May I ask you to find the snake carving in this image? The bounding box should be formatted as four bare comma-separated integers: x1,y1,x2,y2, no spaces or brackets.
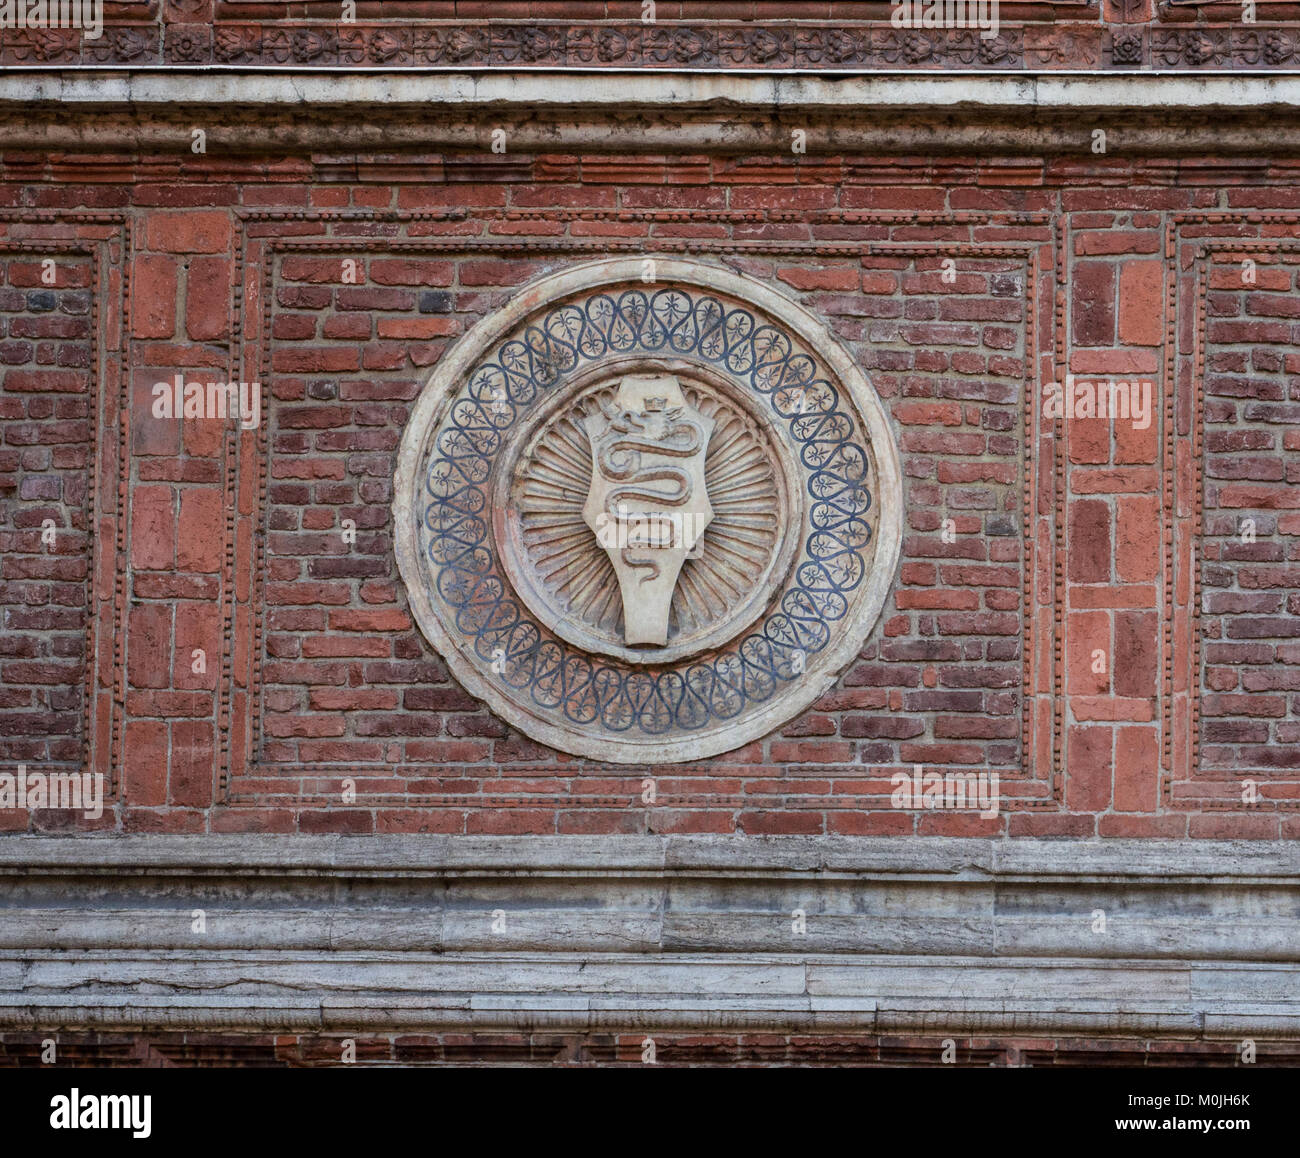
581,375,715,647
595,400,705,584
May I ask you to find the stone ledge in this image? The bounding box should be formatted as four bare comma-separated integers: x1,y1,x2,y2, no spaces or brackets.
5,72,1300,153
10,72,1300,112
0,834,1295,879
1,837,1298,1038
3,956,1298,1037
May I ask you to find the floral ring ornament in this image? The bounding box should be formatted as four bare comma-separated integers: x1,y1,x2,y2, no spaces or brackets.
394,258,903,763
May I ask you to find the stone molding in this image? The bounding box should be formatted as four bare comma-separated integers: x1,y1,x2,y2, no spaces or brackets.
7,73,1300,154
2,836,1298,1038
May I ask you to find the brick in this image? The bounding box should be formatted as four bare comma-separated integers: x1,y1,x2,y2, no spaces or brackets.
185,257,230,341
1070,697,1154,722
2,369,87,394
132,372,180,456
1076,230,1161,258
1066,610,1109,695
368,259,455,286
301,637,390,658
1115,495,1160,582
132,255,177,338
776,266,861,292
329,609,412,632
1201,694,1286,717
375,317,459,339
321,314,377,345
173,602,220,691
1066,726,1112,812
122,719,168,807
1072,261,1116,346
1114,403,1159,465
459,260,546,287
1067,415,1109,465
1113,610,1157,699
147,210,232,254
130,486,175,570
127,603,172,690
1117,260,1165,347
177,489,224,573
169,720,214,807
1068,500,1111,583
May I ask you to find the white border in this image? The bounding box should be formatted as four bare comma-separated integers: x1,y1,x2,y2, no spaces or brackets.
14,72,1300,111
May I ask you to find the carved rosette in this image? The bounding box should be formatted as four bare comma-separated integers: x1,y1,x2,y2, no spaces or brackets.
394,258,902,763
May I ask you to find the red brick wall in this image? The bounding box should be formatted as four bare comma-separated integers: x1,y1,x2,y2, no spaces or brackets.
2,164,1299,838
1201,254,1300,778
0,253,93,766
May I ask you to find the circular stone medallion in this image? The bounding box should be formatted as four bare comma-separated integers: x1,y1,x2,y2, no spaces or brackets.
394,258,902,763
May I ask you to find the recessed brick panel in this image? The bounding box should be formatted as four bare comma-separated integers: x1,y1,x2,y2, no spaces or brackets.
248,230,1032,802
0,254,94,767
1200,255,1300,775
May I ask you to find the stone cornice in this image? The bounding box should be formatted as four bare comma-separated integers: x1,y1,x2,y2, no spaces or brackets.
5,71,1300,154
1,834,1298,880
14,69,1300,109
1,836,1298,1036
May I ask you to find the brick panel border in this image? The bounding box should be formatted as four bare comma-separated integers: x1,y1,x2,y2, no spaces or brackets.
1167,215,1300,813
221,207,1056,814
0,216,129,805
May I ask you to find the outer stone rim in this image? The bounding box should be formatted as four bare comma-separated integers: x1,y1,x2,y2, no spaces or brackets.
394,256,904,764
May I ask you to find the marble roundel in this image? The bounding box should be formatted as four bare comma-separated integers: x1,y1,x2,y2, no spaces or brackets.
394,258,902,764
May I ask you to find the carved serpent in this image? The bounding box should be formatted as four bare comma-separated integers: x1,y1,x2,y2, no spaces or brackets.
596,406,705,584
